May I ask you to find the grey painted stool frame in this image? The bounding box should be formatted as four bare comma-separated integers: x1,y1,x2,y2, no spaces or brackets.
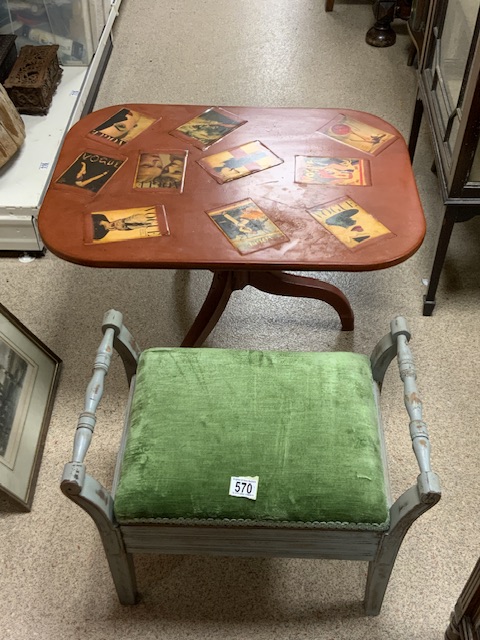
61,311,441,615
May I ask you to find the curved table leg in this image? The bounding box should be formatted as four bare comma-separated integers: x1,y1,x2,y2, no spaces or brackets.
247,271,354,331
182,270,354,347
181,271,236,347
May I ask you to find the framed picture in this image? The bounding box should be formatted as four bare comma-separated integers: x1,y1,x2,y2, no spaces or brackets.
0,304,61,511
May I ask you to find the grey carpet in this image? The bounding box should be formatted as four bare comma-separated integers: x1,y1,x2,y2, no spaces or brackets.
1,1,479,638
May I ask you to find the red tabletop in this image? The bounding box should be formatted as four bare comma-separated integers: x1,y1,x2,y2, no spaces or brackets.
38,104,425,271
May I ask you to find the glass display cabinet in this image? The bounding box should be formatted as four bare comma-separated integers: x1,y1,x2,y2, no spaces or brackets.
0,0,111,65
408,0,480,315
0,0,120,254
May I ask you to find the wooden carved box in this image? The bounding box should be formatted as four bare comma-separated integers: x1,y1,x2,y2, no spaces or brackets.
4,45,62,115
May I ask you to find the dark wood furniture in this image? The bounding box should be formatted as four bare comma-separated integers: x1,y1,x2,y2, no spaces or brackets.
366,1,413,48
408,0,480,315
445,558,480,640
406,0,432,65
325,0,415,48
38,104,426,345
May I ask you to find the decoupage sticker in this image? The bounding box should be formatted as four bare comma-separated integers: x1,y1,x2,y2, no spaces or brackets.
206,198,288,255
295,156,371,186
170,107,247,150
133,150,187,192
307,196,394,249
84,205,169,244
318,114,396,156
87,108,158,146
55,151,126,193
198,140,283,184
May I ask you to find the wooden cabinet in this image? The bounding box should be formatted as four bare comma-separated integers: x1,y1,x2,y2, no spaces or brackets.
406,0,432,65
366,1,412,47
445,557,480,640
408,0,480,314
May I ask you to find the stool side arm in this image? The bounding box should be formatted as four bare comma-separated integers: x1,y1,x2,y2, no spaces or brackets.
370,332,397,387
365,320,441,615
60,309,141,605
61,309,140,498
102,309,141,386
370,316,411,387
371,316,441,504
395,332,441,502
70,326,115,468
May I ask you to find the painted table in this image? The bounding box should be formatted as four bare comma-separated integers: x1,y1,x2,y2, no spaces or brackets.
38,104,425,346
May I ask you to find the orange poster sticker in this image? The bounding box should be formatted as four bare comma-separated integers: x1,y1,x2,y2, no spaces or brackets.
318,114,396,155
295,156,370,186
206,198,288,254
88,108,158,147
84,205,169,244
198,140,283,183
170,107,247,150
307,197,394,249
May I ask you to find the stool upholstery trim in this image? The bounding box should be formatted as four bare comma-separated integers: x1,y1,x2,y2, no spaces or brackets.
116,515,390,530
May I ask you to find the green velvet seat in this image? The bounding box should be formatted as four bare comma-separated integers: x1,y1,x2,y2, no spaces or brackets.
61,311,441,615
114,348,389,529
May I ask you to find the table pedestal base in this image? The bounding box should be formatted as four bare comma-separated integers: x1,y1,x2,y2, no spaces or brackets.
181,270,354,347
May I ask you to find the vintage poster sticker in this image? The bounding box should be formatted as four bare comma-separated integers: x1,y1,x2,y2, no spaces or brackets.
170,107,247,150
133,150,187,192
55,151,126,193
206,198,288,255
198,140,283,184
307,196,394,250
84,205,169,244
294,156,371,186
318,114,396,156
87,108,158,147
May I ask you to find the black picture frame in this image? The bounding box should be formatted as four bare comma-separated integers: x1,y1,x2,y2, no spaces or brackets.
0,303,61,511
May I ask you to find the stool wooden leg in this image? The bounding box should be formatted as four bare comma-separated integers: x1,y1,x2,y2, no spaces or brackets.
61,473,138,605
325,0,335,11
102,536,138,605
365,481,440,615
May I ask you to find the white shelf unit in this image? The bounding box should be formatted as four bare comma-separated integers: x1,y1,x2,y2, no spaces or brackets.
0,0,121,252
